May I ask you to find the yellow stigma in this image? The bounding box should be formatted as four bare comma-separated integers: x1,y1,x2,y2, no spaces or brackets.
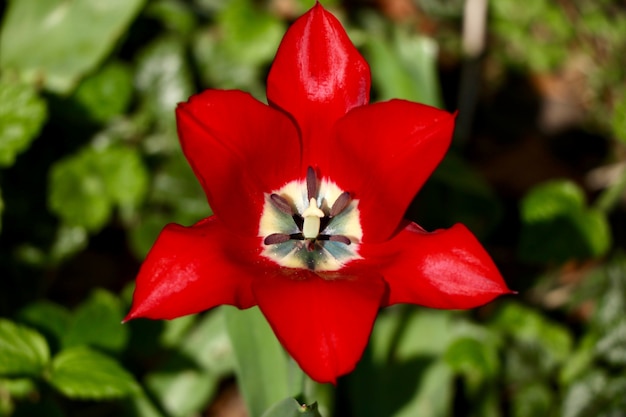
302,198,324,239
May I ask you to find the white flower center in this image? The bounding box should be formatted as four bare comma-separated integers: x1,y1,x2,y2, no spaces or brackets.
259,167,363,272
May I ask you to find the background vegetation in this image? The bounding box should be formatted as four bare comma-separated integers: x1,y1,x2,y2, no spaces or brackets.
1,0,626,416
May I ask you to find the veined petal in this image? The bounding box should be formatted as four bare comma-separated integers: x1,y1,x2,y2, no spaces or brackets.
177,90,301,237
329,100,455,242
361,222,511,308
252,270,386,384
267,3,370,168
125,217,260,321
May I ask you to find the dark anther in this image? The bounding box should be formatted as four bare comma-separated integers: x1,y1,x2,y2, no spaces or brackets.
289,232,305,240
329,235,351,245
270,193,293,215
330,192,351,217
306,166,317,200
264,233,291,245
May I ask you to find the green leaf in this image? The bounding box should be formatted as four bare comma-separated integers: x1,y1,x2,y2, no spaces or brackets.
193,0,284,98
17,301,72,346
144,311,232,417
0,0,145,93
48,149,111,230
261,398,322,417
135,36,194,142
145,0,198,36
179,310,234,375
0,319,50,377
145,369,218,417
490,303,573,380
62,289,128,352
48,347,140,399
223,306,295,417
364,23,442,107
73,61,134,123
48,144,148,231
519,180,611,263
348,309,455,417
444,337,499,384
0,77,47,167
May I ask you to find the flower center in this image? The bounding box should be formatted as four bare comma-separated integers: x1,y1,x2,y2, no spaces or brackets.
259,167,363,271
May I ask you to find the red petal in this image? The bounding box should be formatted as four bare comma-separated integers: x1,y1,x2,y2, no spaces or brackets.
329,100,455,242
252,270,386,384
125,217,260,321
361,222,511,308
176,90,301,237
267,3,370,168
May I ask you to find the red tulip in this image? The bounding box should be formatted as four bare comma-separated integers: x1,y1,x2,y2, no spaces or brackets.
126,3,511,384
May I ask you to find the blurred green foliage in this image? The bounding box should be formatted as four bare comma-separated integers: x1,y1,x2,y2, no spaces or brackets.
1,0,626,416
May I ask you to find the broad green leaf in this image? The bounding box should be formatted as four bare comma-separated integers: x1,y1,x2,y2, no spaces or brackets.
0,0,145,93
179,310,234,375
145,0,198,36
145,369,218,417
135,36,194,140
395,309,456,358
0,319,50,377
48,144,148,231
367,29,442,107
519,180,611,263
0,78,47,167
48,149,111,230
73,61,134,123
62,289,128,352
97,146,149,209
348,308,455,417
444,337,499,384
17,301,72,346
261,398,322,417
48,224,89,263
223,306,294,417
491,303,572,381
48,347,140,399
193,0,284,98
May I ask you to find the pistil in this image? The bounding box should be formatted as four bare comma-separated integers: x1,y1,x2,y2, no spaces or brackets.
301,197,324,239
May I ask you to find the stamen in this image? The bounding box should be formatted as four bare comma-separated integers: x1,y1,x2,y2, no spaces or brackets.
328,235,351,245
306,167,317,201
264,233,291,245
330,191,351,217
269,193,293,215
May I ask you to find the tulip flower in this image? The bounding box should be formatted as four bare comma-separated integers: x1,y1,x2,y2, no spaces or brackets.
126,3,511,384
